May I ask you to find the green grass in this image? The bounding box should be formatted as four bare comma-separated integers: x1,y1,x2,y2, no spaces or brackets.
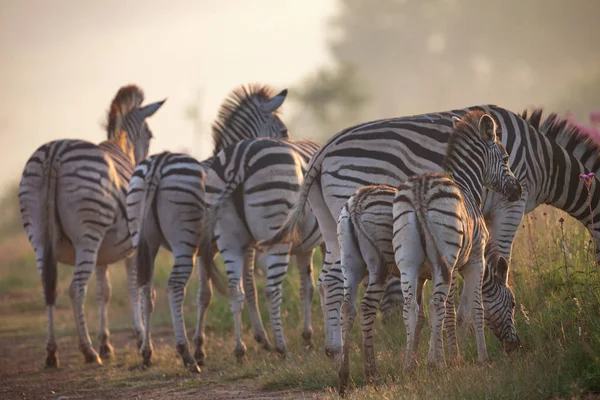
1,206,599,399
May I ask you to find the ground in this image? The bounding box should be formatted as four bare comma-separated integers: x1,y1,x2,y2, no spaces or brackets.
1,206,600,399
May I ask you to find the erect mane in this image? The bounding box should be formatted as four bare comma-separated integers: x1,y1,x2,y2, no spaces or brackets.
211,84,282,155
520,108,600,164
106,84,145,138
444,110,491,167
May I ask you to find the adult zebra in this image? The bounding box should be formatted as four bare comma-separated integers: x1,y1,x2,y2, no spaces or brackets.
378,108,600,322
126,85,289,371
258,105,600,358
199,137,322,361
338,111,521,393
19,85,165,367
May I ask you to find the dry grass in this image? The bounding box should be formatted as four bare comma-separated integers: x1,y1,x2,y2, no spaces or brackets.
0,206,599,399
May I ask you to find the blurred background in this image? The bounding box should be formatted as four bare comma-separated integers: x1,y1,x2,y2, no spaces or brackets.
1,0,599,227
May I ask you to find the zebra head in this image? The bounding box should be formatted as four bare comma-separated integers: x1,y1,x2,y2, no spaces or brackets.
258,88,289,138
107,85,166,165
482,246,520,352
453,113,522,202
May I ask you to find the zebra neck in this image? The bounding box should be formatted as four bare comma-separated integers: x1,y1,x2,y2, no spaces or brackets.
444,158,484,209
100,133,136,166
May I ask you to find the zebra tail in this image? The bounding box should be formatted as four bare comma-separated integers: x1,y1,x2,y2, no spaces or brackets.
130,162,161,287
414,203,452,285
42,157,59,306
255,144,325,250
348,197,388,286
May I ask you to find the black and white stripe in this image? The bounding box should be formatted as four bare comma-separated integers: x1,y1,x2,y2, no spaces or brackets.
19,85,164,367
258,104,600,358
199,138,321,361
338,111,521,392
126,84,288,371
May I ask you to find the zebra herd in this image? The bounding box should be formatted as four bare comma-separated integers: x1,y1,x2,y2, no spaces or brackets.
18,83,600,394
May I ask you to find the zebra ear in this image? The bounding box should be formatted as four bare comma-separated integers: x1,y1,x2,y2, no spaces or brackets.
479,114,498,141
452,116,462,129
494,255,509,285
261,89,288,113
139,99,167,119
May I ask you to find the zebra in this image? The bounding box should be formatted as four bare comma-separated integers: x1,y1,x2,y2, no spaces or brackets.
337,112,521,393
257,104,600,359
19,85,165,367
379,107,600,322
199,137,322,361
126,84,289,372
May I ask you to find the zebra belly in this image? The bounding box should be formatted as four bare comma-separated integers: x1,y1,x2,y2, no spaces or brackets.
56,225,133,266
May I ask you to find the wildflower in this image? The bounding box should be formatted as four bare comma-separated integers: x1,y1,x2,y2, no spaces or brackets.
579,172,596,189
559,217,565,224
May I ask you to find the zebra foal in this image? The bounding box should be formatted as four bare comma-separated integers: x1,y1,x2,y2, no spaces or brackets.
337,111,521,393
127,85,289,371
19,85,165,367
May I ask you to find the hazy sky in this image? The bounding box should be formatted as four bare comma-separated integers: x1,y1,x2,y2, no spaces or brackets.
0,0,337,189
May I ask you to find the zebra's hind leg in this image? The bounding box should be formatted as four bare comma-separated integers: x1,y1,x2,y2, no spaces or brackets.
412,277,427,353
295,249,316,348
224,250,248,362
263,244,291,356
96,264,114,360
35,246,59,368
360,276,385,380
69,245,102,365
338,265,361,395
463,255,489,364
167,247,199,373
125,257,144,349
444,269,462,364
242,248,271,351
402,271,420,372
427,272,449,368
193,253,213,367
137,233,160,368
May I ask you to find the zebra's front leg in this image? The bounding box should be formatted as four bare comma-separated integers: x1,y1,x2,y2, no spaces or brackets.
167,248,199,373
125,257,144,349
96,264,114,360
380,275,403,323
263,245,291,356
413,277,427,353
243,248,271,351
193,253,213,367
69,246,102,365
444,269,461,363
295,249,316,348
463,255,489,364
338,267,361,395
320,258,344,360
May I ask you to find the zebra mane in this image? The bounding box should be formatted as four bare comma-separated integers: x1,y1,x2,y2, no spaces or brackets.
444,110,493,166
211,84,282,155
106,84,145,138
520,108,600,161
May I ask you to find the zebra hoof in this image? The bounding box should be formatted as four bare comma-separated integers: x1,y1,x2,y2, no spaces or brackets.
99,343,114,360
276,346,287,358
141,347,153,367
301,330,313,347
83,350,102,365
234,345,247,363
45,353,59,368
254,334,272,351
194,348,206,367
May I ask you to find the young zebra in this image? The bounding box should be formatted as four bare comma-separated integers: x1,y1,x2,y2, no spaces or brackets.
393,112,521,371
199,138,322,361
126,85,288,371
258,104,600,359
19,85,165,367
337,112,521,393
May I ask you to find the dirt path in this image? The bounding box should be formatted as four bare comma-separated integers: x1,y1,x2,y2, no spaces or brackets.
0,329,321,400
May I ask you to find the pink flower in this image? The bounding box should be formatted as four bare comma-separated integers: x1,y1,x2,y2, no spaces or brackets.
580,172,596,189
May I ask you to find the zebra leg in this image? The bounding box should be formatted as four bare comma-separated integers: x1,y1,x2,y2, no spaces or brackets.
413,277,427,353
380,275,403,323
137,233,160,367
34,246,59,368
444,269,461,363
463,256,489,363
427,273,449,368
69,246,102,364
167,248,199,373
243,248,271,351
224,250,247,362
360,275,385,380
321,258,344,360
295,249,315,347
125,257,144,349
96,264,114,360
402,271,419,372
338,265,361,395
263,244,291,355
193,254,213,367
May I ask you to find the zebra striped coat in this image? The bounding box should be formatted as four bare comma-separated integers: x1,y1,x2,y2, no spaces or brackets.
259,104,600,358
126,85,289,371
337,112,521,393
19,85,164,367
199,138,322,361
